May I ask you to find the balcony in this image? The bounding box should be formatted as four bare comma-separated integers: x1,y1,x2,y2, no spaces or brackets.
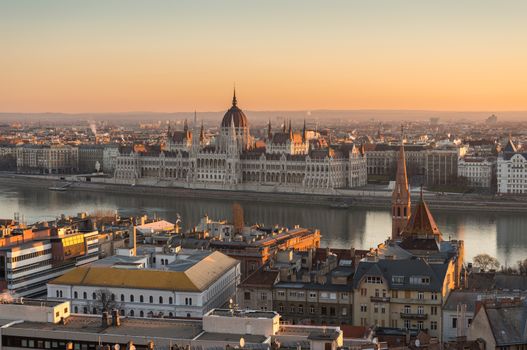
370,296,390,303
400,312,428,320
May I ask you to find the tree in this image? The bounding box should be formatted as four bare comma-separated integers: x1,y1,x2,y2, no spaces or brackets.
473,254,500,272
90,288,121,314
518,259,527,276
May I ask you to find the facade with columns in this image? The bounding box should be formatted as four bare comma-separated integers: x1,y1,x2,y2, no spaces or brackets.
114,92,367,193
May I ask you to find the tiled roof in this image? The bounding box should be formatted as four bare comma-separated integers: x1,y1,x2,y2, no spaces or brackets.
50,251,238,292
352,257,449,292
484,299,527,346
402,199,442,238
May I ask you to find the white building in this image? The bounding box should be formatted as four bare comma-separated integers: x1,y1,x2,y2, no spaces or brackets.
47,249,241,318
113,91,367,193
458,157,495,189
497,139,527,194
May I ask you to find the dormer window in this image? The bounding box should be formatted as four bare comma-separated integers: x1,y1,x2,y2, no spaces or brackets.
392,276,404,284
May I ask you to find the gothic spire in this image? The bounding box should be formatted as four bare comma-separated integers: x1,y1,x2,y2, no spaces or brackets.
302,119,307,142
268,119,272,140
288,120,293,140
391,124,412,240
232,87,237,107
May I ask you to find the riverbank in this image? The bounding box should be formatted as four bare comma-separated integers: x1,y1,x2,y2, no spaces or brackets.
1,174,527,212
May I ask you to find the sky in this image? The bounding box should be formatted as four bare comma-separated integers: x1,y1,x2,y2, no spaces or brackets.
1,0,527,113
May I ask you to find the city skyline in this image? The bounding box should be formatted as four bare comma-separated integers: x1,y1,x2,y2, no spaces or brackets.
2,0,527,114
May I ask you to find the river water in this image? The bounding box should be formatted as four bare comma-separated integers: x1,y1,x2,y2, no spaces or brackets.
0,183,525,267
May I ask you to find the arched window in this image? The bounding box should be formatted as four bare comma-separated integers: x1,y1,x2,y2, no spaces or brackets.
403,207,407,217
169,297,173,304
129,310,134,316
92,292,96,300
397,207,401,217
74,291,78,298
140,295,144,303
83,292,87,299
120,309,125,316
187,313,191,318
60,291,63,298
159,296,163,304
149,296,153,303
121,294,125,302
189,298,192,306
130,295,134,302
169,312,173,317
74,306,78,313
111,294,115,301
56,290,60,297
93,308,97,314
140,310,144,317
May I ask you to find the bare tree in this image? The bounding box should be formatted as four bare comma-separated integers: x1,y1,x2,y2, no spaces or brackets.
90,289,121,314
518,259,527,276
473,254,500,272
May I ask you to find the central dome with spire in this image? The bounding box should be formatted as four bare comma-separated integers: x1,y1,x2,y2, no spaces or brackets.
221,89,249,128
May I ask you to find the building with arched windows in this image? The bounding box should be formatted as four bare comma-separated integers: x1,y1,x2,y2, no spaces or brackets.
113,90,367,193
47,250,240,319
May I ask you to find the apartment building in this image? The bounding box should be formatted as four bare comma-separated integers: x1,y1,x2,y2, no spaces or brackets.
16,145,78,174
458,157,495,189
0,224,98,297
497,139,527,194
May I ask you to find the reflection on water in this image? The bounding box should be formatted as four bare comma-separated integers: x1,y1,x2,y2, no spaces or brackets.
0,184,525,265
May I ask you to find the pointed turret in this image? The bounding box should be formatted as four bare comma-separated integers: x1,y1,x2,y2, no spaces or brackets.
302,119,307,142
288,120,293,140
267,119,273,140
391,125,412,240
200,120,205,142
402,189,442,239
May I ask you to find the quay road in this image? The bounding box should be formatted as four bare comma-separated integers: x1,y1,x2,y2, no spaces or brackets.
1,173,526,213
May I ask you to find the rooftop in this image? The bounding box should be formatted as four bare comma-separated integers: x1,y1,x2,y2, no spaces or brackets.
50,250,239,292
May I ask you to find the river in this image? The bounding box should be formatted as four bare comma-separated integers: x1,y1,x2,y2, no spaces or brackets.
0,183,525,267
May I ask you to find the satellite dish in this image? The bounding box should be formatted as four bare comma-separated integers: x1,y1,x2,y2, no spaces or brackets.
239,338,245,348
415,339,420,348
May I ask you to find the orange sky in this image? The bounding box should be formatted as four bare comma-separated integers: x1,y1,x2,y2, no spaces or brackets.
1,0,527,113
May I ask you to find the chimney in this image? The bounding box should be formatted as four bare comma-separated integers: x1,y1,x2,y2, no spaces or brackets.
102,311,110,327
130,226,137,256
111,309,121,327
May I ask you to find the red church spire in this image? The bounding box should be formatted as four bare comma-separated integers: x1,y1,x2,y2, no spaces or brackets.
391,125,412,240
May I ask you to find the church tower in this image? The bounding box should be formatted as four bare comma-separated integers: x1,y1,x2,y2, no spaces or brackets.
391,126,411,240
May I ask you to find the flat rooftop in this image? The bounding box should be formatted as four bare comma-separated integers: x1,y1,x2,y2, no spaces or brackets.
0,298,66,308
195,332,268,343
208,309,278,319
5,315,203,340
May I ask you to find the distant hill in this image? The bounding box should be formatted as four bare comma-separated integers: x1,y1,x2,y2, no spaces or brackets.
0,110,525,124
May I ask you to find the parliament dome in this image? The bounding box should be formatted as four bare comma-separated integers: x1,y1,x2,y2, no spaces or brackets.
221,90,248,128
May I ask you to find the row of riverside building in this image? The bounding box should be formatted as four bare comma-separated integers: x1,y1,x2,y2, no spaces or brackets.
3,91,526,194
